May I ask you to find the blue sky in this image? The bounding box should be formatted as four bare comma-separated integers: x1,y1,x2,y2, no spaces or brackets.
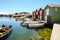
0,0,60,14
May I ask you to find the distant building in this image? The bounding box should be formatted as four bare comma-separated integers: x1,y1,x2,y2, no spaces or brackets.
32,8,44,21
44,4,60,23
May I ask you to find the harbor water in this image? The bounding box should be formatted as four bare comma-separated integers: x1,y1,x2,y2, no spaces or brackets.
0,17,41,40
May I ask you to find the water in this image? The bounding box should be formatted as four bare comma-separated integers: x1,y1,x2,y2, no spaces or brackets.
0,17,39,40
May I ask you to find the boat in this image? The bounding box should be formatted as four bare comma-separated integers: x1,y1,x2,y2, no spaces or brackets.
28,23,45,28
0,25,12,39
21,21,40,26
21,22,28,27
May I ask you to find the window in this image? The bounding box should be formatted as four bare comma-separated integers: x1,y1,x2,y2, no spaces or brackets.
46,8,49,15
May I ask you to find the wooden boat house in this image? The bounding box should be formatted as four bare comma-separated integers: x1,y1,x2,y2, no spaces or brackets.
32,8,44,21
44,4,60,23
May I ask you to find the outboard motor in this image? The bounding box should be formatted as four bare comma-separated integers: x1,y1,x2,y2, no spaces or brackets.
9,25,12,28
2,25,5,27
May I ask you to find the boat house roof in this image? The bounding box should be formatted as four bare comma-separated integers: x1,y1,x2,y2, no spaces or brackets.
47,4,60,7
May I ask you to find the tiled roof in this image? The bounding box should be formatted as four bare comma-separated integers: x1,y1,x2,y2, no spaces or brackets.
47,4,60,7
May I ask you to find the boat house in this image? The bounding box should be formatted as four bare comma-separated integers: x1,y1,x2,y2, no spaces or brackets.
44,4,60,23
32,8,44,21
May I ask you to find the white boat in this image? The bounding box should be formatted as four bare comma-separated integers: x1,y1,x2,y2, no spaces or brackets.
28,23,44,27
0,25,12,39
21,22,28,26
21,21,39,26
21,20,46,27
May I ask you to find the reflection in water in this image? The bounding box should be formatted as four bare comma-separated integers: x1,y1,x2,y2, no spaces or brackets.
0,17,41,40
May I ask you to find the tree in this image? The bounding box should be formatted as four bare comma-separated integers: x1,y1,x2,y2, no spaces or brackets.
15,13,18,15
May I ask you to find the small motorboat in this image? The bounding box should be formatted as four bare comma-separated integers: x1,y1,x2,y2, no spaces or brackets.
0,25,12,39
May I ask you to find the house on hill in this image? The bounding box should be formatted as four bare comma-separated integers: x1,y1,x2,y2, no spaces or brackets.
44,4,60,23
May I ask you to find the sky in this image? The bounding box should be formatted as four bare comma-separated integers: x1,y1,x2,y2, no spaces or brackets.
0,0,60,14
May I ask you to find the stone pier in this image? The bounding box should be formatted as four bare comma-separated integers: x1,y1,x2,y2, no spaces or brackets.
50,23,60,40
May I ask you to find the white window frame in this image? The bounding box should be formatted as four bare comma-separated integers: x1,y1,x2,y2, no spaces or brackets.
46,8,49,15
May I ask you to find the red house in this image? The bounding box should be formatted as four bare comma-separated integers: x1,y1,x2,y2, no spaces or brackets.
32,8,44,21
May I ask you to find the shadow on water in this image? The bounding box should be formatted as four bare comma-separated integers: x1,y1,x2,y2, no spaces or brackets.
27,26,45,30
0,30,13,40
44,23,53,29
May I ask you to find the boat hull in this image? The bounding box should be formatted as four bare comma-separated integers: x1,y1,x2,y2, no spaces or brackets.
28,23,44,28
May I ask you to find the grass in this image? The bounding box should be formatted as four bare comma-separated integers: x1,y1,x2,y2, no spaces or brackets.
36,27,52,40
